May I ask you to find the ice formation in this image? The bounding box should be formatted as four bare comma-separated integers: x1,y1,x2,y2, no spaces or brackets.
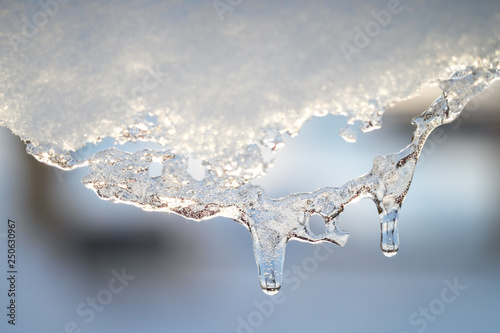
0,0,499,293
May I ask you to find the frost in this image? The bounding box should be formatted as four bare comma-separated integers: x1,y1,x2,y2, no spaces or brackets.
0,0,499,294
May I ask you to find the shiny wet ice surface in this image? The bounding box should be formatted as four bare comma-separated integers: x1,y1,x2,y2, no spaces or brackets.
0,97,499,332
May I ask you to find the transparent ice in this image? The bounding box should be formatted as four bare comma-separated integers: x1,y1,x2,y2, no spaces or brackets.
0,0,499,294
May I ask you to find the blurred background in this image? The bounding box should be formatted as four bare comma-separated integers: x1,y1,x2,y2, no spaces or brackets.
0,83,499,333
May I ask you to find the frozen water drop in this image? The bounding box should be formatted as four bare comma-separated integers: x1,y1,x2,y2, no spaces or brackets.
262,287,280,296
380,209,400,257
339,126,357,143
